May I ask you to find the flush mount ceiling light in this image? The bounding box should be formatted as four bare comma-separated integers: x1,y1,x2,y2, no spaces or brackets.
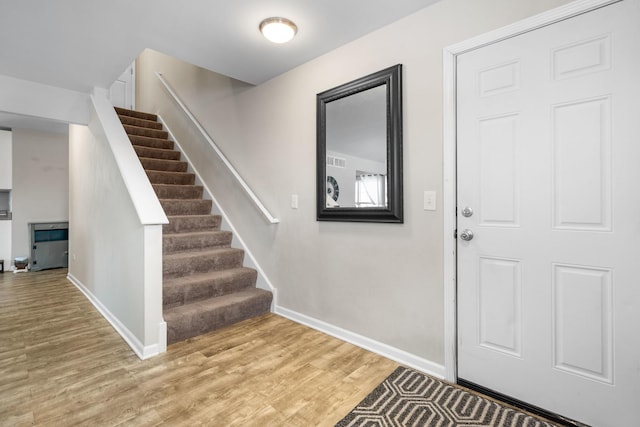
259,17,297,44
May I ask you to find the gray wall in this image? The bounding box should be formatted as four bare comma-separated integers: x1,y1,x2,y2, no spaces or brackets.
11,128,69,263
137,0,571,368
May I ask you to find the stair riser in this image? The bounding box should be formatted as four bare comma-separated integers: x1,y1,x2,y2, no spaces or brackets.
161,200,212,216
163,250,244,278
119,115,163,130
140,158,188,173
129,135,174,150
163,269,258,308
123,124,168,140
146,171,195,185
115,107,158,122
166,291,272,344
134,146,181,161
153,185,203,200
163,216,221,233
163,231,232,255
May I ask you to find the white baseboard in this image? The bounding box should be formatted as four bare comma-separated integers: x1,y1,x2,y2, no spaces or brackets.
275,305,445,379
67,273,165,360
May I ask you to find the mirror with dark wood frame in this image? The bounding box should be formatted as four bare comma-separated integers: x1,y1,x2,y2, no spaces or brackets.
316,64,403,223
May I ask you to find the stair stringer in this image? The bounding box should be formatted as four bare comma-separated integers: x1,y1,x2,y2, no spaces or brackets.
158,116,277,309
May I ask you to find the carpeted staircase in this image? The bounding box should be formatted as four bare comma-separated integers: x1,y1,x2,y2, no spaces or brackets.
115,107,273,344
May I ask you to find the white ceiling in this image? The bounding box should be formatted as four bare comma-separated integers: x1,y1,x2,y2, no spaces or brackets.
0,112,69,134
0,0,440,93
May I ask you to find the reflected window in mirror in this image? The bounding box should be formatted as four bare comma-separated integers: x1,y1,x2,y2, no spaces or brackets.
317,64,403,222
355,173,386,208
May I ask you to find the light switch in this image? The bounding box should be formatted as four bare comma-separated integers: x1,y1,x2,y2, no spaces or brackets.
424,191,436,211
291,194,299,209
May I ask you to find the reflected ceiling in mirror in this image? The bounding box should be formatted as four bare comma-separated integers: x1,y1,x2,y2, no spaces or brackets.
317,64,403,223
326,85,387,165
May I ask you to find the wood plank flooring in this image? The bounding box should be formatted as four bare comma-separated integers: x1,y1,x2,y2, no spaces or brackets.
0,269,398,426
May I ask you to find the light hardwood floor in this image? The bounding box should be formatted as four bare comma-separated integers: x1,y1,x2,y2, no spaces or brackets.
0,269,398,426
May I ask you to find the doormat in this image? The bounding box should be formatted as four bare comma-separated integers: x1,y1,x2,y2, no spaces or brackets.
335,366,558,426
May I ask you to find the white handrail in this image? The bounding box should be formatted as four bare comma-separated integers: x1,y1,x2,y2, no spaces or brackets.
155,72,279,224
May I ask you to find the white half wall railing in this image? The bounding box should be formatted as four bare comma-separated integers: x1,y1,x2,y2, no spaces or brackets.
155,72,279,224
91,90,169,226
68,88,168,360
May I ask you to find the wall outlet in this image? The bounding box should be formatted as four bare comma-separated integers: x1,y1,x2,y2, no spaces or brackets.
291,194,299,209
424,191,436,211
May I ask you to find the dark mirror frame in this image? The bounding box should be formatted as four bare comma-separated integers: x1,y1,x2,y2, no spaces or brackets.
316,64,403,223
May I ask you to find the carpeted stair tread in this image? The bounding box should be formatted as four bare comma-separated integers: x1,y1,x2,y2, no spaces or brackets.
163,267,258,308
160,199,212,216
134,145,181,161
164,215,221,234
118,114,164,130
146,170,195,185
163,247,245,278
139,157,188,173
118,108,273,344
164,288,273,344
163,230,233,254
128,135,174,150
123,124,168,140
115,107,158,122
153,183,203,200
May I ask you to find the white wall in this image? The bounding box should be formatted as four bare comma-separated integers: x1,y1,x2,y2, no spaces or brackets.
0,130,11,189
0,130,12,269
11,128,69,263
137,0,572,370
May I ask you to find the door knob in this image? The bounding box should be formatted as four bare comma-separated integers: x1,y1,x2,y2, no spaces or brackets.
460,229,474,241
461,206,473,217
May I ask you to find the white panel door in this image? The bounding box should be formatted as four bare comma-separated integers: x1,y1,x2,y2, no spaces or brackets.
109,63,134,109
457,1,640,426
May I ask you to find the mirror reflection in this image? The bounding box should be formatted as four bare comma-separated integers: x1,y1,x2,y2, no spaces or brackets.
325,85,387,208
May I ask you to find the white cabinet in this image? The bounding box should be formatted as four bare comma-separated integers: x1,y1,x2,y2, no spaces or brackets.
0,220,11,268
0,130,11,189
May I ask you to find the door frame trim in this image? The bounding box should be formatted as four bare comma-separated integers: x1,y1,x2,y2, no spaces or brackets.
441,0,622,383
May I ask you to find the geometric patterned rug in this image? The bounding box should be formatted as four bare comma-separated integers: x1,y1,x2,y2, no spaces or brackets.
335,367,559,427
